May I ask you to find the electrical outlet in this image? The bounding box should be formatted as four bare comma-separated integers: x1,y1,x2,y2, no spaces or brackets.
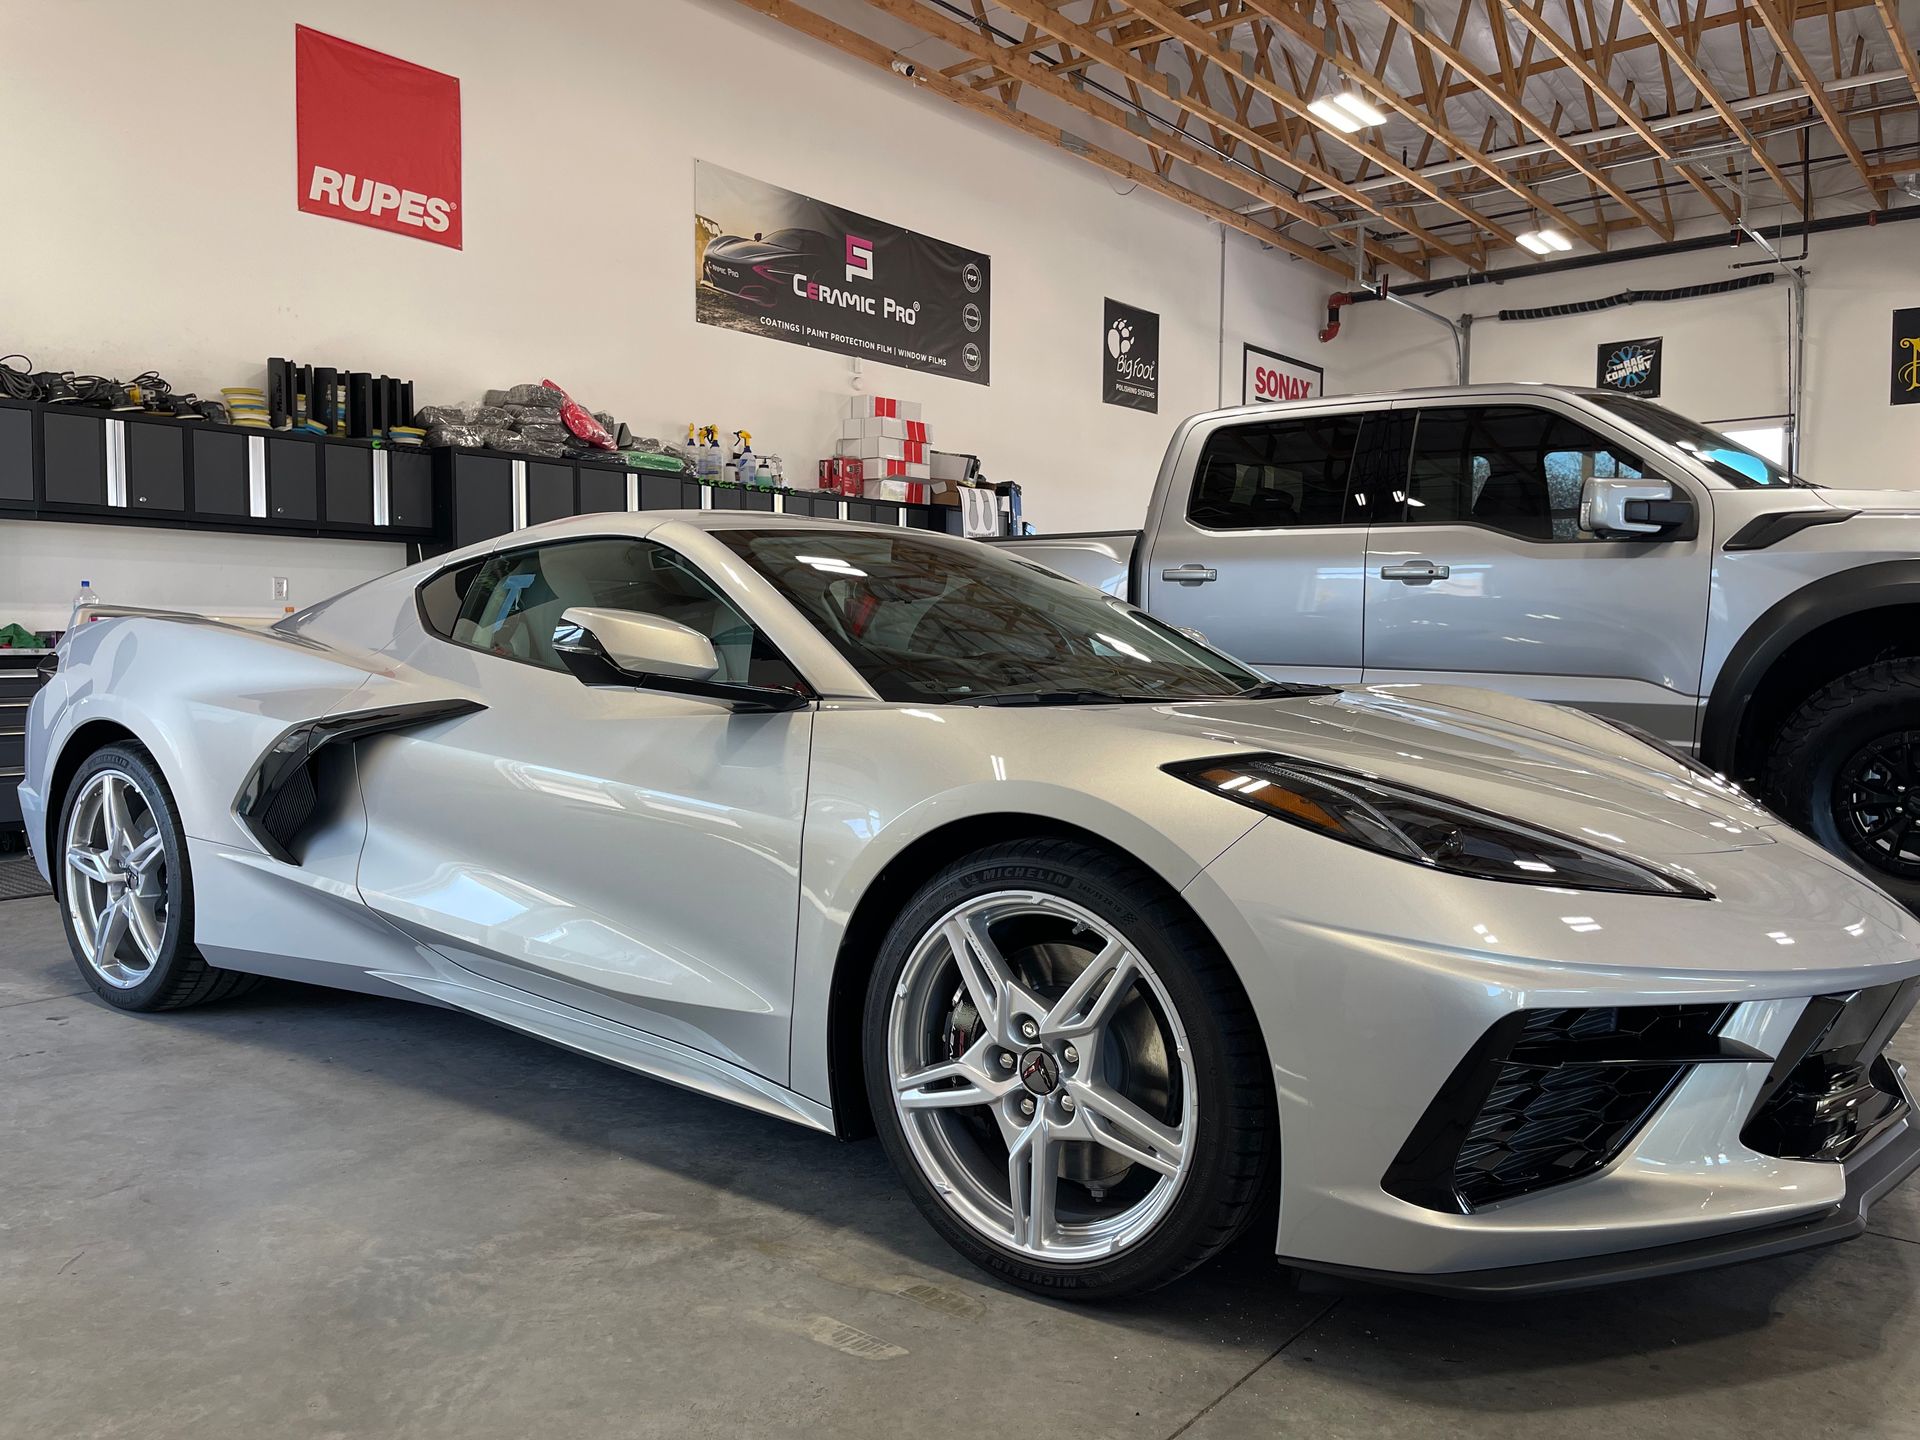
272,577,289,601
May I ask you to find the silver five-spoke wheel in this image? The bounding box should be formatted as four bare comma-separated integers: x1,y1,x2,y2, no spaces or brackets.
887,890,1196,1263
64,769,170,989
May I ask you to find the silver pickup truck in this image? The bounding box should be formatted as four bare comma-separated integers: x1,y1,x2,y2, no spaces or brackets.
998,383,1920,904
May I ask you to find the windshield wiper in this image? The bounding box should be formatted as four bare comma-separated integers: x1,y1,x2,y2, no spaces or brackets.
1235,680,1342,699
949,689,1157,707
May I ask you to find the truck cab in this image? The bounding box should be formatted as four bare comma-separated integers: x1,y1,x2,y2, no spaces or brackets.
1000,384,1920,906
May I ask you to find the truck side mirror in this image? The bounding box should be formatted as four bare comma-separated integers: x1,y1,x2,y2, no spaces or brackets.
1581,476,1694,539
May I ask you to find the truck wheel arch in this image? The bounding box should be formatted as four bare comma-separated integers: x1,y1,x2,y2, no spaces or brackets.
1703,561,1920,779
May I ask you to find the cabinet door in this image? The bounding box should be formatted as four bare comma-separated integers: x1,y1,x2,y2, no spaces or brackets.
193,430,250,517
525,461,575,525
451,455,514,549
126,422,187,512
322,446,375,527
0,406,32,504
785,492,840,519
43,411,107,507
266,437,318,521
637,473,683,512
578,466,627,515
389,450,433,531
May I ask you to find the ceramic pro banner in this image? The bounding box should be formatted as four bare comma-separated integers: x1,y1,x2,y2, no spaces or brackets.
695,162,991,385
295,27,462,249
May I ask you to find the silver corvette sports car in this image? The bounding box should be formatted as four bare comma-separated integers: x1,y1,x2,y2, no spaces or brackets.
22,512,1920,1298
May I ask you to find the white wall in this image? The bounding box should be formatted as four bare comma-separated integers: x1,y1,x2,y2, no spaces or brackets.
0,523,406,634
1320,221,1920,485
0,0,1331,629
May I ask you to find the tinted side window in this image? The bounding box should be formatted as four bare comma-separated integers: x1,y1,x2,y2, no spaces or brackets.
1392,406,1646,541
1187,412,1366,530
424,538,804,689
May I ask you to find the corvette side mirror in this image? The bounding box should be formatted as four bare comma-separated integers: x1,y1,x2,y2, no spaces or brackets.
1580,476,1694,539
556,606,718,681
553,607,809,713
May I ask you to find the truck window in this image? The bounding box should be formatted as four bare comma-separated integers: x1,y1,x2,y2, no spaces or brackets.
1186,412,1367,531
1390,406,1646,541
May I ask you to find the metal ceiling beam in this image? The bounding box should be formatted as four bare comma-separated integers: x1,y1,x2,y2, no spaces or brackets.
1749,0,1886,202
1618,0,1808,208
1235,0,1609,250
1119,0,1538,255
1493,0,1738,219
1874,0,1920,104
977,0,1458,269
725,0,1356,276
1367,0,1677,237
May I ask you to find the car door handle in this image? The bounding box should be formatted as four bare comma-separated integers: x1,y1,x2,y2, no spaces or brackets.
1162,565,1218,585
1379,561,1450,584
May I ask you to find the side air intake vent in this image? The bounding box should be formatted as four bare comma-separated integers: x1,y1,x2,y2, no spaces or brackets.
1385,1004,1747,1213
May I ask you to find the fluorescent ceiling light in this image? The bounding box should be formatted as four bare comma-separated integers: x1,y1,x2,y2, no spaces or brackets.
1307,96,1364,133
1331,91,1388,127
1516,227,1573,255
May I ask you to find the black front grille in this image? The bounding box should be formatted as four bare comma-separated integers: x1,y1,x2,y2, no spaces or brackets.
1386,1004,1736,1213
1743,981,1917,1162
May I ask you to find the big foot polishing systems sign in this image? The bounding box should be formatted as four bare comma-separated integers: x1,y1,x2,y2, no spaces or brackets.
295,26,462,249
695,162,991,385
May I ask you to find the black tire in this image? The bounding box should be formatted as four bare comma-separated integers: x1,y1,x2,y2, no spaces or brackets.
55,742,261,1011
862,837,1276,1299
1766,658,1920,909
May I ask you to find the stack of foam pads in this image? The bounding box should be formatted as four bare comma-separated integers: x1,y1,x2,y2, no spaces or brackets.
222,387,269,429
265,359,417,441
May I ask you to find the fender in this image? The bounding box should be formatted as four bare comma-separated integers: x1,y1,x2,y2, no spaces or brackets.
1702,561,1920,769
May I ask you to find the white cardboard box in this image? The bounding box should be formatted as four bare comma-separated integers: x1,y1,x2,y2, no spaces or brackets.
837,436,931,463
839,415,930,442
846,395,924,422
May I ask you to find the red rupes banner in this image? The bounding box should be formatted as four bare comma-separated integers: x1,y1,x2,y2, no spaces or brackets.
295,26,462,249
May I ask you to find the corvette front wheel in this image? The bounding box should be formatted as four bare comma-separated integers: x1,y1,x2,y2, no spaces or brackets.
864,838,1275,1298
57,743,259,1011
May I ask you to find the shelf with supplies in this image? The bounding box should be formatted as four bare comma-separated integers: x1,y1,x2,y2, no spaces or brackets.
0,395,437,542
0,396,969,552
0,651,51,833
428,448,964,556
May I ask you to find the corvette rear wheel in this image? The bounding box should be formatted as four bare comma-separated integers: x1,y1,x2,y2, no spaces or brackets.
864,838,1274,1298
58,744,259,1011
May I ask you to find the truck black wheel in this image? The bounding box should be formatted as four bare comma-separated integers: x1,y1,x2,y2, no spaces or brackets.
1767,658,1920,909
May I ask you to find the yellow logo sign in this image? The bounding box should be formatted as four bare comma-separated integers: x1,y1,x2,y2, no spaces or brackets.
1902,336,1920,395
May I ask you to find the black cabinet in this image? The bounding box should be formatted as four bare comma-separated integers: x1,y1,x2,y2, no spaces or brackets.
192,430,251,518
42,410,107,507
711,487,776,512
125,420,187,512
525,461,574,525
785,492,840,519
448,454,514,550
389,450,433,531
321,446,375,527
578,466,627,515
636,473,689,512
266,438,318,521
0,405,32,505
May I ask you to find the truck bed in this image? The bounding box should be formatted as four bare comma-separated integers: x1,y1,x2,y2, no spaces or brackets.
988,530,1142,601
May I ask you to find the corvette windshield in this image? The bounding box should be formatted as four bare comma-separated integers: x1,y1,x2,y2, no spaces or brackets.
717,529,1261,703
1589,394,1811,488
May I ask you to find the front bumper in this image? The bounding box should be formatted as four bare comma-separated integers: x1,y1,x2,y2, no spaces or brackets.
1184,815,1920,1293
1287,1109,1920,1297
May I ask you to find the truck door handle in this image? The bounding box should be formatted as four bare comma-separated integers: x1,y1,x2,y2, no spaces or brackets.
1379,561,1450,584
1162,565,1218,585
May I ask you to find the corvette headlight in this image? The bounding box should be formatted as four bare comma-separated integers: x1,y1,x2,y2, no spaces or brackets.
1168,754,1710,899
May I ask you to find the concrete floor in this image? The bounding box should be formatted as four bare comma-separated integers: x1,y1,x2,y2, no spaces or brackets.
4,892,1920,1440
